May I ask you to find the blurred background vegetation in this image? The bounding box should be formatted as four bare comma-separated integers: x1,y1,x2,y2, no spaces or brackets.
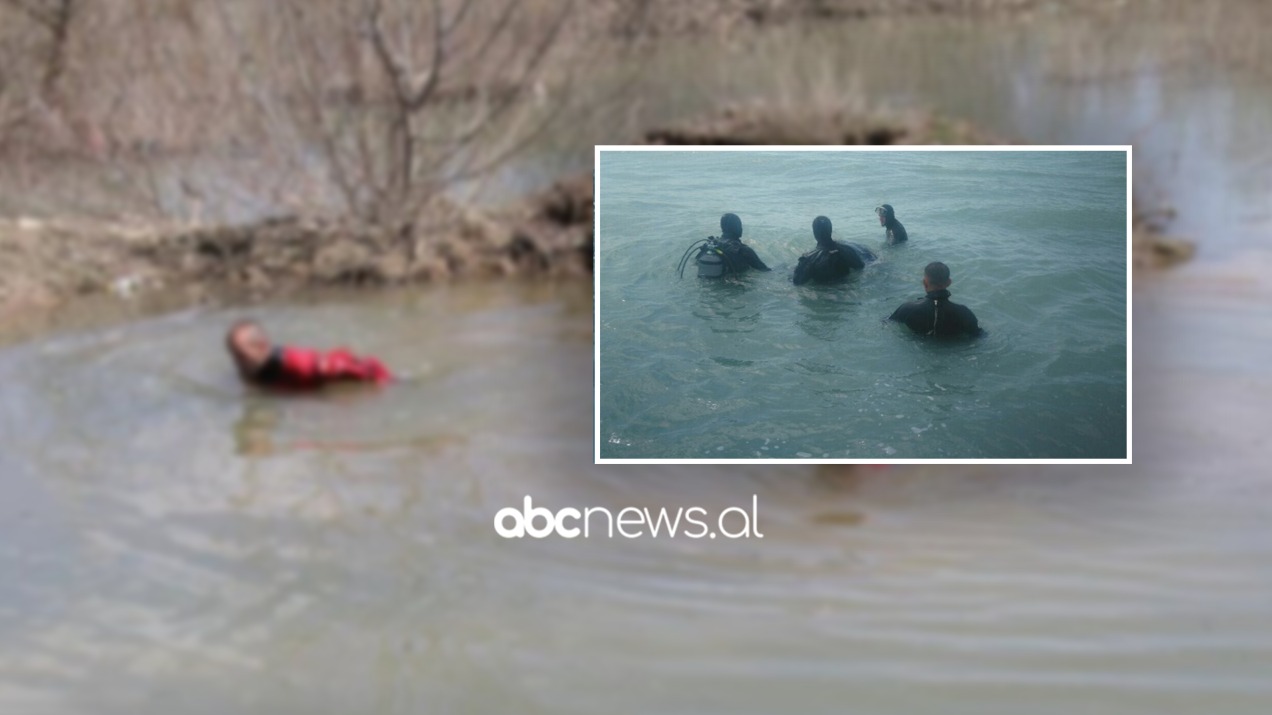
0,0,1265,227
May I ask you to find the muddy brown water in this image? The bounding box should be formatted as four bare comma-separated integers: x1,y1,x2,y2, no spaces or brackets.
3,11,1272,715
2,274,1271,714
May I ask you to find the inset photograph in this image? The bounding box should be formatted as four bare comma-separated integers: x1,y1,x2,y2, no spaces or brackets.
595,147,1129,463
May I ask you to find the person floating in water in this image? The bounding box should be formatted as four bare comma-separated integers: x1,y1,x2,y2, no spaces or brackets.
226,319,392,388
888,261,982,337
677,213,771,278
792,215,877,285
876,204,908,245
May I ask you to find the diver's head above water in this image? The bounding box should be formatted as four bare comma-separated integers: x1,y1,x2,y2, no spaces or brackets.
226,319,273,379
876,204,896,226
923,261,952,292
812,215,835,248
719,212,743,240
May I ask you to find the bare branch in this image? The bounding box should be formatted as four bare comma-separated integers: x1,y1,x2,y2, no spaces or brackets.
403,0,445,111
366,0,410,109
443,0,476,37
224,0,587,223
444,88,569,189
426,0,574,177
280,0,362,216
446,0,519,83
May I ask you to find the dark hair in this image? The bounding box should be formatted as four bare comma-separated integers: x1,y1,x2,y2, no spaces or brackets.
720,213,743,239
812,215,833,244
924,262,951,286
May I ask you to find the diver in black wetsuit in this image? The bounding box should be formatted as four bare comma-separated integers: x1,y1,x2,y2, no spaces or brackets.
876,204,908,245
888,261,982,338
679,213,771,278
792,215,877,286
714,213,771,274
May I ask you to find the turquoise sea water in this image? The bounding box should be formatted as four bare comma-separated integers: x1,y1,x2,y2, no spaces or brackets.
598,150,1127,459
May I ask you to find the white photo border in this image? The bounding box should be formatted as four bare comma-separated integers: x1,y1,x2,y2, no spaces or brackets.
593,144,1133,466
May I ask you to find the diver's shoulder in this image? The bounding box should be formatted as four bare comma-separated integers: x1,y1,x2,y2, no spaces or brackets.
891,295,926,315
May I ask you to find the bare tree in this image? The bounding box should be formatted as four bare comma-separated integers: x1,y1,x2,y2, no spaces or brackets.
269,0,577,225
0,0,613,223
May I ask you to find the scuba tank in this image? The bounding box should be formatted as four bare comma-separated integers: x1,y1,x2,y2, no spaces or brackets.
696,245,726,277
677,236,731,279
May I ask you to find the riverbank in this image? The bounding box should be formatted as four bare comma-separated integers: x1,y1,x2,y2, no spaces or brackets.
4,0,1222,337
0,101,1186,336
588,0,1203,39
0,174,593,320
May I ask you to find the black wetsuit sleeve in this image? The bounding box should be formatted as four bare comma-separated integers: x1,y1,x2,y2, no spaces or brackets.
739,245,771,271
891,221,908,243
958,306,983,336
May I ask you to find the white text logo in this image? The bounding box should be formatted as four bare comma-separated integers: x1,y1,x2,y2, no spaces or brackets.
493,495,764,540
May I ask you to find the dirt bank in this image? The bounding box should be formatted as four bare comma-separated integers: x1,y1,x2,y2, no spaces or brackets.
0,104,982,321
1,102,1187,327
643,104,1005,146
0,184,593,323
596,0,1146,39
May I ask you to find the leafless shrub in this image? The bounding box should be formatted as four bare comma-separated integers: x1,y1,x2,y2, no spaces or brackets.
1,0,593,224
230,0,578,225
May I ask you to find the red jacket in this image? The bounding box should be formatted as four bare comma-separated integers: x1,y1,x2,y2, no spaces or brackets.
258,346,392,388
